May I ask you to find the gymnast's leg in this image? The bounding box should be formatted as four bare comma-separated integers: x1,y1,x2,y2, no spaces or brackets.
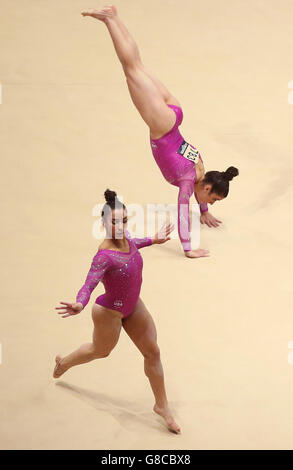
122,297,181,434
82,5,179,139
53,304,122,378
109,9,181,107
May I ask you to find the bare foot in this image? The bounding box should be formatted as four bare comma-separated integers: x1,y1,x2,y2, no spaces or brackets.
81,5,117,21
153,404,181,434
53,355,67,379
185,249,210,259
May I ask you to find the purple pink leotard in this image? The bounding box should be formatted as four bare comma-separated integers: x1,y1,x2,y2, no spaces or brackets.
150,104,208,252
76,230,152,318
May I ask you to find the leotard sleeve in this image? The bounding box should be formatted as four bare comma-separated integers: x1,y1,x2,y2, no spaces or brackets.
76,252,110,309
199,202,208,213
132,237,153,249
125,229,152,249
178,180,194,252
197,154,208,213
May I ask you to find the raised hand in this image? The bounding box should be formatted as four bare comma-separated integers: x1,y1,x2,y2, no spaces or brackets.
200,211,222,228
55,301,83,318
153,222,175,245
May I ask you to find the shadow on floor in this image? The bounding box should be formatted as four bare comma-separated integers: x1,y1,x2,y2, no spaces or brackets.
55,381,179,435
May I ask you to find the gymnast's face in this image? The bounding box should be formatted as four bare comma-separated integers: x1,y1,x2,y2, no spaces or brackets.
104,208,128,239
207,191,225,205
200,184,225,204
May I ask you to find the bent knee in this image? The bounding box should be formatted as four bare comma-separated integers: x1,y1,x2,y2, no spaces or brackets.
143,344,161,360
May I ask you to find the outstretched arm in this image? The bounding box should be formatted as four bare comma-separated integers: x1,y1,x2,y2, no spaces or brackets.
178,180,195,252
55,252,110,318
125,229,153,249
178,181,210,258
126,224,174,249
75,253,110,309
131,236,153,249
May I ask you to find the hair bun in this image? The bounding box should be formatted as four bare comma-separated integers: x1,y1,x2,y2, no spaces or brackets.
104,188,117,203
223,166,239,182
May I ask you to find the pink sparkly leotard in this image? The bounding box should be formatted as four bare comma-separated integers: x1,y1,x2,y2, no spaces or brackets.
150,104,208,252
76,230,152,318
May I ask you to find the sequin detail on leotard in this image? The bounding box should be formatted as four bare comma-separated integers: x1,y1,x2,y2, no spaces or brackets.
150,104,208,252
76,231,152,318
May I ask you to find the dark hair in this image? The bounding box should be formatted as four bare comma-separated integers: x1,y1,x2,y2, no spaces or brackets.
202,166,239,197
101,189,126,220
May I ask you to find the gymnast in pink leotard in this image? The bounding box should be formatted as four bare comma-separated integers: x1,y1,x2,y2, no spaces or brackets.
76,227,153,318
54,189,181,434
81,6,239,257
150,104,210,252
